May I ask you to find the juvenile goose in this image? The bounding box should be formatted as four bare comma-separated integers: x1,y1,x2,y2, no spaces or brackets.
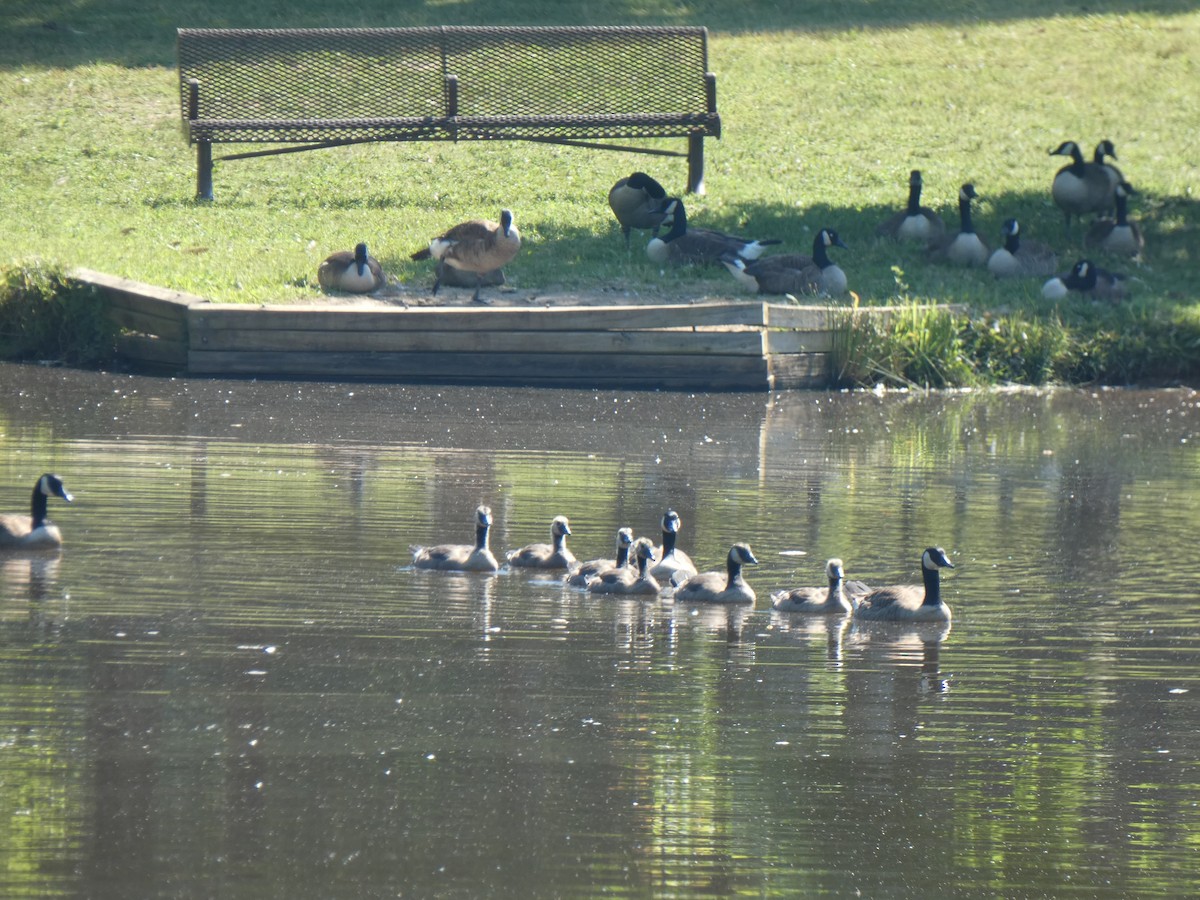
1041,259,1129,302
1084,181,1144,259
987,218,1058,278
723,228,849,297
317,242,386,294
771,557,855,615
928,184,989,267
852,547,955,623
410,505,500,573
875,169,946,243
587,537,662,596
647,198,781,267
1050,141,1116,233
567,526,634,588
608,172,671,246
671,543,758,605
411,209,520,303
507,515,576,570
0,474,73,550
649,509,697,582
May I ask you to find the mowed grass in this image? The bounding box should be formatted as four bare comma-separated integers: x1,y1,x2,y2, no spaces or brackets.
0,2,1197,315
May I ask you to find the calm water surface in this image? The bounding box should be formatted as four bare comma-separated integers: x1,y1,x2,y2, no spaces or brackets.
1,362,1199,898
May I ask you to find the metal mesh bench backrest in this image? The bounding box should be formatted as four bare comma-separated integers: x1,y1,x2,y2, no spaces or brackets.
178,28,447,121
178,26,710,122
441,26,710,118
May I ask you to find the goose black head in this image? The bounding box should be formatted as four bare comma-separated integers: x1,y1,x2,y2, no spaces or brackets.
921,547,954,570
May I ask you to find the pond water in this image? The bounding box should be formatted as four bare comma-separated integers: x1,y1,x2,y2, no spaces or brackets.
2,361,1199,898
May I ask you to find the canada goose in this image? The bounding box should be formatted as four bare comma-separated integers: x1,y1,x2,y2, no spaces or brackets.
507,515,576,570
646,198,781,266
567,526,634,587
649,509,698,582
1041,259,1129,302
587,537,662,596
987,218,1058,278
771,557,855,615
317,242,385,294
608,172,671,246
411,209,520,303
1093,139,1125,198
1084,181,1144,259
1050,141,1116,233
671,543,758,605
929,184,989,267
410,505,500,573
723,228,849,297
0,474,73,550
875,169,946,243
852,547,955,623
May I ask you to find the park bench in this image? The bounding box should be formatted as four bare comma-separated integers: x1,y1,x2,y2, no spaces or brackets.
177,25,721,201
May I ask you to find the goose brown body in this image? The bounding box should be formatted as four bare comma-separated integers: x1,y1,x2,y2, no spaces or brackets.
987,218,1058,278
412,209,520,302
771,558,855,614
587,537,661,595
672,543,758,605
317,242,385,293
507,515,576,570
724,228,848,296
876,170,946,243
647,199,780,266
567,526,634,587
608,172,671,245
853,547,954,623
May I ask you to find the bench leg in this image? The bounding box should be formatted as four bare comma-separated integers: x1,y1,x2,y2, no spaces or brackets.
687,134,706,195
195,141,214,202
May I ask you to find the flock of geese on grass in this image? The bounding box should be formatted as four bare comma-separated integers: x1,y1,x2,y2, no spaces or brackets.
407,503,957,624
2,474,956,624
317,138,1142,305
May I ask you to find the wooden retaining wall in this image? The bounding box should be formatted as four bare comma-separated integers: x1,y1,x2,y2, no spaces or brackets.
75,269,841,391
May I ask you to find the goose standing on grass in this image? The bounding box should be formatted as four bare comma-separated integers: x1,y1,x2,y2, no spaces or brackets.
317,242,386,294
646,198,781,267
588,537,662,596
507,515,576,571
853,547,955,623
671,543,758,605
987,218,1058,278
1041,259,1129,302
1084,181,1145,259
1,474,72,550
929,183,989,267
608,172,671,246
567,526,634,587
410,505,500,573
723,228,849,297
875,169,946,243
1050,141,1116,234
411,209,520,303
649,509,698,582
771,557,855,615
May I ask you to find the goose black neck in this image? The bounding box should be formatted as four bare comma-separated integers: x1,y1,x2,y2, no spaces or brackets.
812,235,832,268
1065,144,1086,173
1115,191,1129,226
637,553,650,579
615,543,630,567
959,196,976,234
725,555,744,589
1005,230,1021,254
906,180,923,215
554,532,567,552
661,528,678,555
921,564,943,607
30,485,48,529
474,523,490,551
664,206,688,241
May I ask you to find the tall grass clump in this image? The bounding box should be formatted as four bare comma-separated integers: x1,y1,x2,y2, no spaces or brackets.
0,264,118,365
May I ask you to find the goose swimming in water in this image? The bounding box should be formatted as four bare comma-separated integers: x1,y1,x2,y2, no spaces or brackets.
671,543,758,605
410,505,500,572
0,474,73,550
852,547,955,623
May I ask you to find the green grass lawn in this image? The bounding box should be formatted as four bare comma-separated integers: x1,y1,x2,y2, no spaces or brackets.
2,1,1198,383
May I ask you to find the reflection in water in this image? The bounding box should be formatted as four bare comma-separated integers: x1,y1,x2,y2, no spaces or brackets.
1,365,1199,897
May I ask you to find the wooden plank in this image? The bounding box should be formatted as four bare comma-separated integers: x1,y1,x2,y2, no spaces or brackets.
764,304,837,331
109,307,188,341
187,350,771,389
117,334,188,368
188,301,770,333
72,268,201,317
765,330,834,355
189,325,767,357
768,352,831,390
